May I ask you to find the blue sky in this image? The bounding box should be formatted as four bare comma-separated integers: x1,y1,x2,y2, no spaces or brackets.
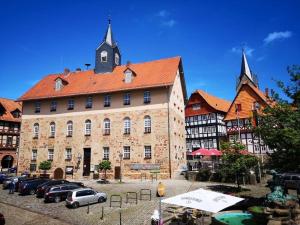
0,0,299,101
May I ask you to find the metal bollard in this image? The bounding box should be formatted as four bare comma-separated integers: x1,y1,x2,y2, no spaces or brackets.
101,206,104,220
87,202,90,214
119,211,122,225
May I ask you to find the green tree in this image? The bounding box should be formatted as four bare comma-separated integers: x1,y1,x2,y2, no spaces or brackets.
99,160,112,181
220,142,259,190
38,160,52,172
255,65,300,172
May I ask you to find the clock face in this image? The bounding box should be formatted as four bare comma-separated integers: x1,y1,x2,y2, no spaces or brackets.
115,53,119,65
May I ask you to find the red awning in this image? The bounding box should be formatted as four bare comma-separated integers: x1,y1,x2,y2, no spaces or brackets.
190,148,211,156
209,149,222,156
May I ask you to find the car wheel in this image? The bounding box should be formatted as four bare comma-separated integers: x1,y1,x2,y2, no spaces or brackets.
73,202,79,209
54,196,61,203
29,189,35,195
98,197,105,203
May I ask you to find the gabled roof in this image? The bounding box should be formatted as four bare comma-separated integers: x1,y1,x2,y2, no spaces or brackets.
224,82,270,121
19,56,182,101
0,98,22,122
195,90,231,112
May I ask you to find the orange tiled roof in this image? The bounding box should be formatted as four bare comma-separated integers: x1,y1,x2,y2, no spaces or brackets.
19,56,181,101
0,98,22,122
224,82,270,121
196,90,231,112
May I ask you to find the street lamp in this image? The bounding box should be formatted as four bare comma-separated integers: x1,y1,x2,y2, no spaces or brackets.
76,153,82,169
119,153,123,183
157,182,166,225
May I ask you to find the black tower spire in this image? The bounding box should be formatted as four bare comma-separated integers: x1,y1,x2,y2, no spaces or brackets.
95,19,121,73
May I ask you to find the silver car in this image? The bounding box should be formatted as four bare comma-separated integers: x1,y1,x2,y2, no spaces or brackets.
65,188,107,208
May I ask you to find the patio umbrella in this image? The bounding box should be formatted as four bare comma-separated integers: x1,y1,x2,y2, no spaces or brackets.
162,188,244,213
190,148,211,156
208,149,222,156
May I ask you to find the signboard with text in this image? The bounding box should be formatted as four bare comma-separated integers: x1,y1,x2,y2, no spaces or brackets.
130,163,160,170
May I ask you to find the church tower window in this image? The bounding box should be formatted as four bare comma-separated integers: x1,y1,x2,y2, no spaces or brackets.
101,51,108,62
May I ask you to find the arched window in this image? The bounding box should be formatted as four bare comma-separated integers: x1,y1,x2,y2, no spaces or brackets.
85,119,91,136
144,116,151,133
103,118,110,135
101,51,108,62
67,121,73,137
50,122,55,137
33,123,39,138
123,117,131,134
115,53,120,65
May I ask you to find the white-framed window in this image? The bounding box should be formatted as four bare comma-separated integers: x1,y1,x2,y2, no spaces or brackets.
48,149,54,161
32,149,37,161
101,51,108,62
123,93,131,105
86,96,93,108
55,78,63,91
35,101,41,113
68,99,74,110
65,148,72,160
123,146,130,159
144,91,151,103
103,119,110,135
50,122,55,137
115,53,120,65
144,146,151,159
67,121,73,137
103,147,109,160
33,123,39,138
124,117,131,134
124,70,132,83
85,119,91,136
104,95,111,107
144,116,151,133
50,101,57,112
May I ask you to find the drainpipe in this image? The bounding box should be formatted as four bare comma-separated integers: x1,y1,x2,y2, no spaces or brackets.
166,86,172,179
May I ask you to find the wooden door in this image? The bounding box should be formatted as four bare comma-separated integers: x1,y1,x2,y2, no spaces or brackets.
114,166,120,179
83,148,91,176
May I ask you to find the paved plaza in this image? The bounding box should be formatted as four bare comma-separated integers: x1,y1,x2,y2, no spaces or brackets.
0,179,270,225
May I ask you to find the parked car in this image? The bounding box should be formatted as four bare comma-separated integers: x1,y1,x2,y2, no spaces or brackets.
281,173,300,193
0,212,5,225
19,179,50,195
15,177,37,192
0,174,9,184
2,176,27,189
66,188,107,208
36,180,84,198
44,184,82,203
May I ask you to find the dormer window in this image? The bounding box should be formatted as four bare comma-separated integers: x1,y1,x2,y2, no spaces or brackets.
192,104,201,110
124,69,133,83
115,53,120,65
101,51,108,62
55,78,63,91
11,109,21,118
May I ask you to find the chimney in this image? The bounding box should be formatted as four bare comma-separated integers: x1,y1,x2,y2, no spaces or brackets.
76,68,81,72
265,88,269,98
126,61,131,67
63,68,70,75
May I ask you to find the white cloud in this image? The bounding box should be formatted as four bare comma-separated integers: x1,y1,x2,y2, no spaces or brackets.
264,31,292,44
157,10,170,17
162,19,176,27
231,46,254,57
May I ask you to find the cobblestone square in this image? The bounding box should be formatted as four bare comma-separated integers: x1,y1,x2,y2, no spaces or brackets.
0,179,270,225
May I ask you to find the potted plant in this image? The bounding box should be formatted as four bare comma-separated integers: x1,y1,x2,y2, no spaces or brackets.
38,160,52,178
99,160,111,183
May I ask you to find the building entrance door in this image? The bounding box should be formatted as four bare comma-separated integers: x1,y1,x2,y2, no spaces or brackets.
83,148,91,176
114,166,120,179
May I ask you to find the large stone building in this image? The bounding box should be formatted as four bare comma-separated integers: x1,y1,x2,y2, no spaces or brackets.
18,21,187,179
224,51,272,154
0,98,22,170
185,90,230,152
